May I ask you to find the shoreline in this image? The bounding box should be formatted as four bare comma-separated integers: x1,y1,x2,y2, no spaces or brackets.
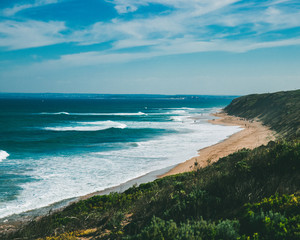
0,110,275,232
160,111,275,177
0,165,175,231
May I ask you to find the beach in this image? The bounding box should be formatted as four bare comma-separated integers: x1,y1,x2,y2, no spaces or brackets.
160,111,275,177
84,110,276,196
0,109,275,234
1,95,242,222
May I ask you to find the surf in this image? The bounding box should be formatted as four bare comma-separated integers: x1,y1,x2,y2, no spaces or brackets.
44,121,127,131
0,150,9,162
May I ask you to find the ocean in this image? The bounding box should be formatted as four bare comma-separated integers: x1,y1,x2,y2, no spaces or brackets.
0,93,241,220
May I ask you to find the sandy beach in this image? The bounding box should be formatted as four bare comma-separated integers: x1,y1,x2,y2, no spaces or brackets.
0,111,276,233
160,111,276,177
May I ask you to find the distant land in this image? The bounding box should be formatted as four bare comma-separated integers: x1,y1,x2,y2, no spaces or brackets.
0,92,239,99
1,89,300,240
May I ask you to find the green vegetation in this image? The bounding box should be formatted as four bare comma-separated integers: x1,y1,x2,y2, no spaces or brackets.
1,90,300,239
224,89,300,138
3,140,300,239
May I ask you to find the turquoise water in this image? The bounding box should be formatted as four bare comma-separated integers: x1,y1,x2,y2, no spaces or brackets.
0,94,240,219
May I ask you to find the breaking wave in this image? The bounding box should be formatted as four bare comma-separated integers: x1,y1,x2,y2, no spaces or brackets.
44,121,127,131
0,150,9,162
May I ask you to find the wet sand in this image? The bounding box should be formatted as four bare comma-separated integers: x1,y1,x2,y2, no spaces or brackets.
160,111,275,177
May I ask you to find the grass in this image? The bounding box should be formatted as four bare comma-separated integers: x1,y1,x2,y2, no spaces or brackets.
224,89,300,138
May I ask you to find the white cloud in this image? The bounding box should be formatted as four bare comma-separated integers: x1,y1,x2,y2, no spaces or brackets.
2,0,58,17
244,37,300,51
74,0,300,50
70,0,240,49
30,36,300,71
106,0,240,15
1,0,300,63
0,20,67,50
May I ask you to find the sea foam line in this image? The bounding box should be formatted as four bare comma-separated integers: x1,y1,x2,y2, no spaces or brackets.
0,108,239,219
44,121,127,131
39,112,147,116
40,112,70,115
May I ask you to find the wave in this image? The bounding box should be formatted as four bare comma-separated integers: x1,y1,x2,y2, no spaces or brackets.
40,112,70,115
155,110,188,115
44,121,127,131
0,150,9,162
109,112,147,116
128,142,140,147
166,107,196,110
165,107,218,117
170,116,186,122
168,110,187,115
38,112,146,116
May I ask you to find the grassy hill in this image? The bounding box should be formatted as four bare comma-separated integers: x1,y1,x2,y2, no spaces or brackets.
2,90,300,240
224,89,300,138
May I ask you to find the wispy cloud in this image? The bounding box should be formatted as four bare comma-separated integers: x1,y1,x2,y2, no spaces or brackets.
0,20,67,50
27,36,300,72
2,0,58,17
1,0,300,64
70,0,300,53
106,0,239,14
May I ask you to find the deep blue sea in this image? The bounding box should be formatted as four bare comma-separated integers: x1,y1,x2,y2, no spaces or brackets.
0,93,241,219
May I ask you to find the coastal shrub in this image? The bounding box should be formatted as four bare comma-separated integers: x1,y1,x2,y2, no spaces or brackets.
127,195,300,240
235,159,251,174
240,194,300,240
162,187,221,221
104,211,125,230
244,194,300,217
37,228,97,240
3,139,300,240
127,217,241,240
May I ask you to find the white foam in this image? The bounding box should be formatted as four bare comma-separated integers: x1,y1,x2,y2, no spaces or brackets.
39,112,146,116
40,112,70,115
0,150,9,162
167,110,187,115
55,112,69,115
170,116,187,122
0,108,242,219
166,107,196,110
44,121,127,131
71,112,147,116
111,112,147,116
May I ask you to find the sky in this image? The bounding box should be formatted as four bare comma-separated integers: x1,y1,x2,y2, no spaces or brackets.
0,0,299,95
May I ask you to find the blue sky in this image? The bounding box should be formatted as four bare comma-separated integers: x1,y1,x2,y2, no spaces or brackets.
0,0,299,94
